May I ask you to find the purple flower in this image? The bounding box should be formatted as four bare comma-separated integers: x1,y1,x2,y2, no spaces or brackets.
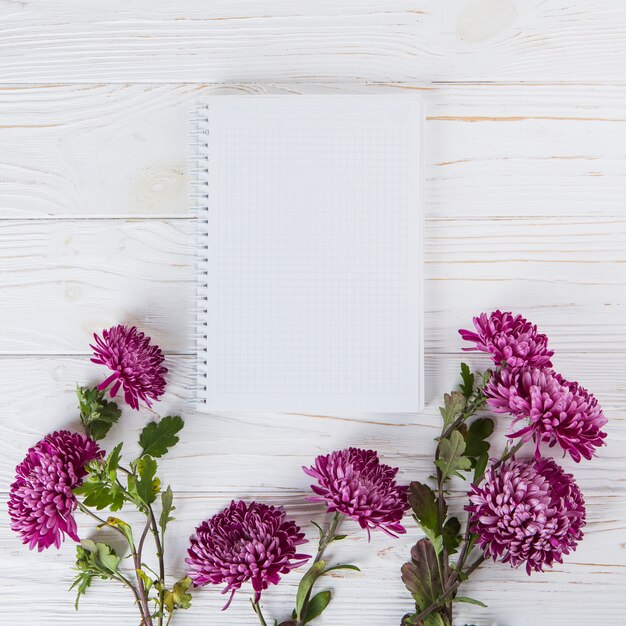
91,325,167,410
303,448,409,537
186,500,309,609
8,431,101,551
466,457,586,574
459,310,553,369
484,367,607,462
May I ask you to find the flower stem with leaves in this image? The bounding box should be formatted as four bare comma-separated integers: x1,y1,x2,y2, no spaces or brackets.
401,365,503,626
71,386,191,626
250,512,360,626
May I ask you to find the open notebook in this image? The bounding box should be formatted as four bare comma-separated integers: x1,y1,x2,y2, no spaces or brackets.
193,95,423,413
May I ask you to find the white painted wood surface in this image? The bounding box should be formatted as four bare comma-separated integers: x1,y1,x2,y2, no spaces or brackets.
1,2,625,625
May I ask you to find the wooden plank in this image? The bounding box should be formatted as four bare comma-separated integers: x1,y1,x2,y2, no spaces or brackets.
1,217,625,354
1,1,626,82
1,355,622,494
1,83,626,217
0,491,623,626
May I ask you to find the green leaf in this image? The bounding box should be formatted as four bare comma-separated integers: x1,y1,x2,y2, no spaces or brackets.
435,431,472,482
439,391,466,431
75,540,121,576
76,385,122,441
408,481,441,533
422,527,444,556
479,369,493,389
459,363,474,399
139,415,184,459
79,539,98,554
70,572,93,609
423,613,448,626
401,538,442,610
105,516,134,546
136,455,160,505
74,445,128,511
322,564,360,574
473,452,489,484
159,486,175,534
95,542,121,574
311,520,324,543
451,596,488,608
295,560,326,621
464,418,494,459
136,568,153,594
302,590,331,624
106,443,123,473
163,576,192,613
442,516,461,555
74,475,125,512
331,534,347,542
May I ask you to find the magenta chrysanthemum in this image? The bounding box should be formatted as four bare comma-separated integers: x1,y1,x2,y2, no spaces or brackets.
459,310,553,369
303,448,409,537
8,430,101,551
186,500,309,609
91,325,167,410
466,457,586,574
484,367,607,462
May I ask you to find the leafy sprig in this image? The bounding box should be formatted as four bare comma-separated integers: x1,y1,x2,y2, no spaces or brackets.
402,363,493,626
77,386,121,441
73,405,188,626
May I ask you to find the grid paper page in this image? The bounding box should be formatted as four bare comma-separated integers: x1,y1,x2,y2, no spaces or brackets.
198,95,422,412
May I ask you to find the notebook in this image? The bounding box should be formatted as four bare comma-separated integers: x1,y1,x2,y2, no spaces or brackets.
192,94,423,413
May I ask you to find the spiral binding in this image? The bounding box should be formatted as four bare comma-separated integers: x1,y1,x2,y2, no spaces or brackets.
189,102,210,409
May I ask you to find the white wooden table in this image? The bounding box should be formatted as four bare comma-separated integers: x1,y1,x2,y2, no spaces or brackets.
1,2,625,624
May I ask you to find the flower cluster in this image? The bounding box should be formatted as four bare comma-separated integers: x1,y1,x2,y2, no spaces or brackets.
187,448,408,620
303,447,409,537
186,500,309,608
460,310,607,462
466,458,586,574
459,310,606,577
8,431,101,551
91,324,167,410
459,310,553,369
485,367,607,462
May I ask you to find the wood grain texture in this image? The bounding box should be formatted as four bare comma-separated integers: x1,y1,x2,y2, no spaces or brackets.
2,82,626,218
0,492,622,626
2,1,626,82
0,354,624,494
1,2,626,623
0,356,624,626
1,217,625,355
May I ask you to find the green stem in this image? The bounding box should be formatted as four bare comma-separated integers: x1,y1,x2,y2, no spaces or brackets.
147,503,166,626
114,571,143,607
131,525,153,626
404,555,486,626
433,389,487,622
250,598,269,626
448,438,526,586
491,439,525,472
296,512,344,626
76,501,126,539
314,511,343,564
76,501,153,626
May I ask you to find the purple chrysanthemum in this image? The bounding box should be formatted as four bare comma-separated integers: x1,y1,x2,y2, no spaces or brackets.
466,457,586,574
186,500,309,609
459,310,553,369
8,430,101,551
90,325,167,410
303,448,409,537
484,367,607,462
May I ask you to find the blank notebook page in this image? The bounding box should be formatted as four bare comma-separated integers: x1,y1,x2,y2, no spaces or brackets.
195,95,423,413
